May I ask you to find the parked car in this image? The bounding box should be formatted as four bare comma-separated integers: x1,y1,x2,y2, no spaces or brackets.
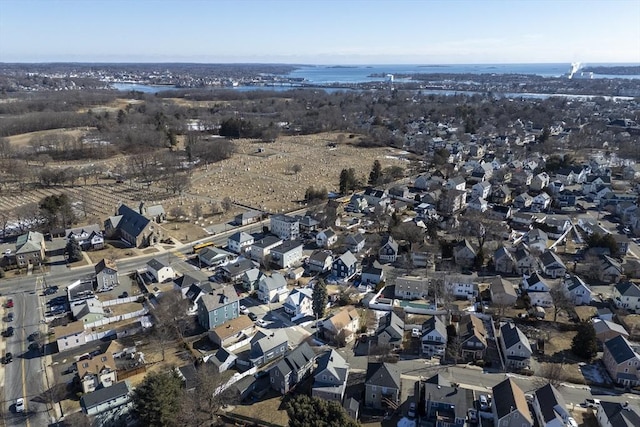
479,395,490,411
44,286,58,295
119,291,129,298
15,397,24,413
7,312,14,322
247,312,258,321
6,299,13,308
256,318,268,327
583,398,601,408
239,305,248,314
2,352,13,364
3,326,14,337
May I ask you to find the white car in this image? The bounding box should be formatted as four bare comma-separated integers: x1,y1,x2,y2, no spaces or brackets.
15,398,24,413
239,305,248,314
256,319,268,327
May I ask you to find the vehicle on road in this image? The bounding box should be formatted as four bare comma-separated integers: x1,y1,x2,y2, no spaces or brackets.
6,298,13,308
239,305,248,314
256,318,268,327
479,395,490,411
44,286,58,295
583,398,601,408
248,312,258,321
3,326,14,337
119,291,129,298
2,352,13,364
15,398,24,413
7,312,14,322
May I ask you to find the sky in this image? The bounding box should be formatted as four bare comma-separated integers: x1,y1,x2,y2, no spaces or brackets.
1,0,639,64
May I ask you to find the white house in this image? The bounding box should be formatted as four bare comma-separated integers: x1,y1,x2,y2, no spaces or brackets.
445,275,477,300
283,288,313,320
270,240,304,269
613,281,640,313
522,272,550,293
257,273,288,303
316,229,338,248
539,250,566,278
307,250,333,274
227,232,254,254
270,214,300,240
394,276,429,300
562,274,592,305
421,316,447,357
250,236,282,262
471,181,492,200
146,258,175,283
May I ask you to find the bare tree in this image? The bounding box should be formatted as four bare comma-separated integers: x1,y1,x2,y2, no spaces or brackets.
151,290,192,361
291,163,302,180
170,206,186,220
210,201,221,215
221,196,233,212
535,362,566,388
192,203,203,219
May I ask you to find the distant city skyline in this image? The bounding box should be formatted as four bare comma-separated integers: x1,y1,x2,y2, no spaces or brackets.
1,0,639,64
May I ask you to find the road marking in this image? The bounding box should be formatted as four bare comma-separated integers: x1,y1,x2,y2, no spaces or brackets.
171,250,186,260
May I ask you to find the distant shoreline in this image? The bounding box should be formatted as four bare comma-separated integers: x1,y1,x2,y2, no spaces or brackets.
582,65,640,75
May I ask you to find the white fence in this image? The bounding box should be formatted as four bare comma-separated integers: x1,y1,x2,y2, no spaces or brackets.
85,308,149,329
102,296,140,307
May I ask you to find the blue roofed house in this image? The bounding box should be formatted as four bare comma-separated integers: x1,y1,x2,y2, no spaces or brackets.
196,285,240,330
283,287,313,320
332,251,358,281
602,335,640,387
312,349,349,403
499,322,532,369
270,342,317,394
257,272,288,303
344,233,366,253
376,312,404,350
104,203,164,248
597,400,640,427
249,329,289,367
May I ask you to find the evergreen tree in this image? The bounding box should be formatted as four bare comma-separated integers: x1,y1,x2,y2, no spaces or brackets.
339,168,358,195
571,321,598,360
65,239,82,263
286,395,359,427
312,279,328,320
132,371,183,427
368,160,382,186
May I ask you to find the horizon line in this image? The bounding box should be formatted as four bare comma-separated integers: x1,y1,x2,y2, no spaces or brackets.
1,61,639,66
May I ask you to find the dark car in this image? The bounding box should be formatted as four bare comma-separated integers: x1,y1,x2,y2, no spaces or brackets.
7,312,14,322
119,291,129,299
2,352,12,364
3,327,14,337
248,312,258,321
44,286,58,295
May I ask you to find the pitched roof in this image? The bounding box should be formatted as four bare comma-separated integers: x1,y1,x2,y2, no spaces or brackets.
500,323,531,353
534,384,567,424
615,281,640,298
492,378,532,423
260,273,287,291
15,231,44,254
95,258,117,274
252,235,283,248
228,231,254,244
424,373,450,386
315,349,348,384
460,314,487,346
345,233,365,245
490,276,518,299
277,342,316,376
198,285,238,313
146,258,169,271
210,315,255,341
604,335,640,364
76,349,115,378
365,362,400,389
80,381,130,410
540,250,565,268
422,316,447,339
335,251,357,267
593,319,629,337
271,240,304,254
115,204,151,240
250,329,288,358
326,307,360,331
599,401,640,427
377,312,404,342
564,275,589,292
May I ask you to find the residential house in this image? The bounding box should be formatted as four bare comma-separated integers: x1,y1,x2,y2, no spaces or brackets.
613,234,631,256
526,228,548,253
459,314,488,360
316,229,338,248
599,255,624,284
270,342,317,394
361,261,384,286
472,181,492,200
363,188,390,206
95,259,118,291
467,196,489,212
613,281,640,313
597,401,640,427
523,272,553,307
511,170,533,187
76,346,117,393
250,236,283,262
395,276,429,300
603,335,640,387
308,250,333,274
346,194,368,213
453,239,476,269
71,297,105,324
80,381,131,417
208,315,256,348
421,374,473,426
178,275,213,302
234,210,262,226
146,258,175,283
104,203,163,248
270,214,300,241
445,275,478,299
539,250,567,278
378,235,399,263
66,224,104,250
415,202,438,220
514,244,537,275
344,233,366,253
297,215,320,233
491,184,512,205
198,246,235,268
439,189,467,215
364,362,401,410
196,285,239,330
499,322,532,369
227,231,254,254
332,251,358,281
489,276,518,306
376,312,404,349
344,398,360,421
283,288,313,320
322,306,360,345
421,316,447,357
531,384,572,427
221,258,256,282
531,172,550,191
249,329,289,367
270,240,304,268
14,231,46,268
494,246,516,275
257,272,288,303
492,378,534,427
531,193,552,213
411,242,436,270
55,321,87,351
593,319,629,344
562,275,592,305
511,212,547,229
445,176,466,191
543,216,573,239
583,175,611,194
312,349,349,403
207,348,238,373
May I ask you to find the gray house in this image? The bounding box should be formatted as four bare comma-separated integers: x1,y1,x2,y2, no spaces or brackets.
332,251,358,280
270,342,317,394
312,349,349,403
80,381,132,416
249,329,289,367
364,362,401,410
376,312,405,349
196,285,240,330
95,259,118,291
